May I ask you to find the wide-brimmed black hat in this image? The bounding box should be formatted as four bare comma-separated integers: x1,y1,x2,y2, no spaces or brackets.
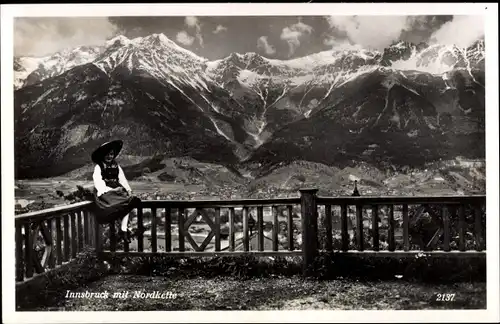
91,140,123,164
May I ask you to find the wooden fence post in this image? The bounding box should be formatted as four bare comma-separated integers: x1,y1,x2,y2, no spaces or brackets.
94,214,102,254
300,188,319,277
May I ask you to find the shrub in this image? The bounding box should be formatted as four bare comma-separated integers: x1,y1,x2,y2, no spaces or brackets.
62,185,94,203
99,254,303,279
97,251,485,283
16,249,110,311
157,172,176,182
311,251,486,282
293,174,306,183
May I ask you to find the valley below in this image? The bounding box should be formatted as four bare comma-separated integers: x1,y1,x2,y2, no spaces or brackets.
14,155,485,214
13,155,485,253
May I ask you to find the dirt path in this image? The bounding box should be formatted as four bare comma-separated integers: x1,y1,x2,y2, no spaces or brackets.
51,275,485,311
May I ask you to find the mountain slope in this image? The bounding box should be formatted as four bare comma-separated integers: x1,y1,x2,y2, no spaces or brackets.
14,34,485,179
247,66,485,170
15,62,242,178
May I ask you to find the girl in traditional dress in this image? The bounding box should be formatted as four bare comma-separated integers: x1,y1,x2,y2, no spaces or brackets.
91,140,141,243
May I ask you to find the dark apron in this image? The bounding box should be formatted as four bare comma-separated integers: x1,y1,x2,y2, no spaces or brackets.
92,187,141,224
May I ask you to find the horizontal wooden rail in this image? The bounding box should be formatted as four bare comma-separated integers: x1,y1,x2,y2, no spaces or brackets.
15,201,93,222
317,195,485,205
140,197,301,208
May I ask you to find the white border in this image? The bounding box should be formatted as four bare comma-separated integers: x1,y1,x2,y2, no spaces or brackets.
0,3,495,16
2,3,499,323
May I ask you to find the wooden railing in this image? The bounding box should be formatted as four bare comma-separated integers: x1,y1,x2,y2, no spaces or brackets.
98,197,302,258
315,191,486,256
15,201,97,283
15,189,486,282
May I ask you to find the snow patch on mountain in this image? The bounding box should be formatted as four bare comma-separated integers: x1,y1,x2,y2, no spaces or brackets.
205,60,222,73
389,45,453,74
106,35,131,47
60,124,92,149
14,47,102,89
336,65,380,88
268,50,338,70
208,117,232,141
14,57,45,89
237,69,263,87
32,87,58,107
389,41,485,78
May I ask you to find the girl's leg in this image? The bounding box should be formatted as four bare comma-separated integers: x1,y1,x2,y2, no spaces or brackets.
119,214,132,243
121,214,130,231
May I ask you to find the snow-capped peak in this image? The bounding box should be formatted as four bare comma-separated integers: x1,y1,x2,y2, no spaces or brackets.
14,32,485,91
91,33,213,93
105,35,131,47
132,33,207,62
106,33,178,48
14,45,103,89
388,41,485,75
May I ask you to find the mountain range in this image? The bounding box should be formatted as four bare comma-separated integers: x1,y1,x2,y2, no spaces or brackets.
14,33,485,179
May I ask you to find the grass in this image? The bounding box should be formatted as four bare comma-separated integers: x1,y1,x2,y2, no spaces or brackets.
15,249,109,311
43,274,486,311
16,252,486,312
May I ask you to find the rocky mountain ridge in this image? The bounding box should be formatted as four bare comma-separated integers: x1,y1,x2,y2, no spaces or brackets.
14,34,485,179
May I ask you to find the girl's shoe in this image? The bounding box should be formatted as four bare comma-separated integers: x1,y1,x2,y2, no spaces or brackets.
118,229,131,243
132,227,146,237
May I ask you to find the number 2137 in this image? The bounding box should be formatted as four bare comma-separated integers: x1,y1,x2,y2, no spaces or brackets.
436,293,455,301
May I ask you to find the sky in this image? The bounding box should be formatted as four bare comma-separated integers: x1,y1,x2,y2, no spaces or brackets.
14,15,485,60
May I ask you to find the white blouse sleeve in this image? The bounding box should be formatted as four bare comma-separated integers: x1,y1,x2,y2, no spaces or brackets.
93,165,111,197
118,166,132,193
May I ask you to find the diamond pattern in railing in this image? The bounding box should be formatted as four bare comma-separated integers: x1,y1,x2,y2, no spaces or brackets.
183,208,216,252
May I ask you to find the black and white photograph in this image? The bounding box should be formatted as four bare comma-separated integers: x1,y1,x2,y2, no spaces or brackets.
2,3,499,323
